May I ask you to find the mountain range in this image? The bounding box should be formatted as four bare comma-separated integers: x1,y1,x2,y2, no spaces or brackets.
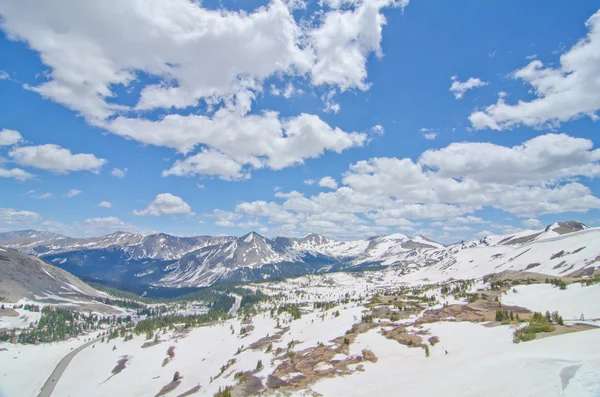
1,221,598,288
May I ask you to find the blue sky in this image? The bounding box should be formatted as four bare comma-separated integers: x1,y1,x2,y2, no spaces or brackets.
1,0,600,243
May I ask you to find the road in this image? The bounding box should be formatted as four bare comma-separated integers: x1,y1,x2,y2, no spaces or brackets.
37,338,97,397
228,294,242,316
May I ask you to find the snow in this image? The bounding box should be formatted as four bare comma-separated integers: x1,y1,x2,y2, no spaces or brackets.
310,322,600,397
0,336,98,397
503,283,600,320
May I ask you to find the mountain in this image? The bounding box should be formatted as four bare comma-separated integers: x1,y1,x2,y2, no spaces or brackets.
0,230,234,260
0,246,103,302
160,232,334,287
1,221,598,288
0,229,66,243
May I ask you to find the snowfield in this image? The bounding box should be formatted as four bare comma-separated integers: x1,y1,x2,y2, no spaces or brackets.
308,323,600,397
503,283,600,320
1,223,600,396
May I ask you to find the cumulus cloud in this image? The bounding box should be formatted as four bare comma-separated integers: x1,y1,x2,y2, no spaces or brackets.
0,207,40,224
521,218,543,229
213,133,600,239
0,167,33,180
0,129,23,146
318,176,338,189
162,149,248,181
133,193,194,216
97,201,112,208
111,168,127,178
35,192,53,199
115,110,367,175
449,76,488,99
9,144,106,173
67,189,82,198
470,10,600,130
0,0,399,180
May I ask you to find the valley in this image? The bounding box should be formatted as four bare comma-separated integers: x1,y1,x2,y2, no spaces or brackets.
0,221,599,396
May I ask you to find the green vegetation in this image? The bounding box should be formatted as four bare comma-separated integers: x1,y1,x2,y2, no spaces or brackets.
513,312,557,343
277,304,302,320
545,278,568,290
214,386,232,397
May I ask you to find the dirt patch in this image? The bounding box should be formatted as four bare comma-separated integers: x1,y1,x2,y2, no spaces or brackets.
361,349,377,363
248,327,289,351
231,375,263,397
0,308,18,317
535,323,598,340
266,321,378,392
417,301,531,326
380,326,424,347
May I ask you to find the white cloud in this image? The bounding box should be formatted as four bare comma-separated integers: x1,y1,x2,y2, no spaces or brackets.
9,144,106,173
67,189,82,198
133,193,194,216
97,201,112,208
521,218,543,229
449,76,488,99
370,124,385,135
321,89,341,114
111,167,127,178
304,179,316,185
0,208,40,224
0,70,9,80
81,216,154,235
309,0,399,91
84,216,125,229
318,176,338,189
0,129,23,146
35,192,53,199
419,128,437,140
0,167,33,180
115,110,366,179
470,10,600,130
0,0,399,181
0,0,398,120
163,149,248,181
212,132,600,239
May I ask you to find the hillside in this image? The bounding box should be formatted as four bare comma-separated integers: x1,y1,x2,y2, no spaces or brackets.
1,221,598,288
0,247,104,302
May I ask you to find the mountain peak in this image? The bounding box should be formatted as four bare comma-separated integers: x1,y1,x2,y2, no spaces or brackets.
240,231,264,243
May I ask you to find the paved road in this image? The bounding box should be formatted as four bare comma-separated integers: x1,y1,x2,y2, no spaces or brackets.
37,339,97,397
228,294,242,316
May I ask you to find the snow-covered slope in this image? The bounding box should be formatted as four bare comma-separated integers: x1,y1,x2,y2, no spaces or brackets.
0,230,234,260
159,232,322,287
2,221,598,288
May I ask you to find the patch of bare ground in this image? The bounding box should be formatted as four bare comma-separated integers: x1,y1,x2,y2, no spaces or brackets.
266,322,378,392
380,326,425,348
162,346,176,367
416,301,531,326
175,385,201,397
248,327,290,351
231,374,263,397
535,323,599,340
0,308,18,317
